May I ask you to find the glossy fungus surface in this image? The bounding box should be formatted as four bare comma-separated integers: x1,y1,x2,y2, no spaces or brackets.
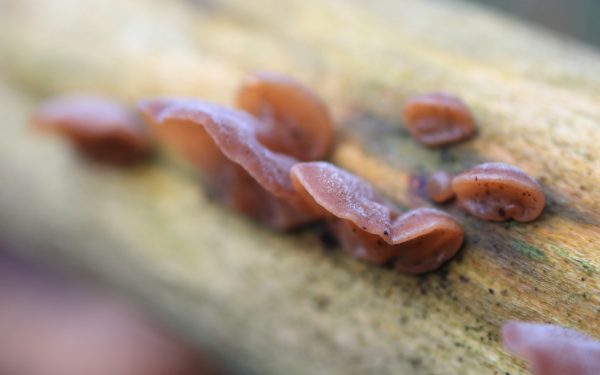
502,321,600,375
403,92,476,147
291,162,464,273
138,98,316,230
236,72,334,161
452,162,545,222
35,95,153,165
426,171,455,203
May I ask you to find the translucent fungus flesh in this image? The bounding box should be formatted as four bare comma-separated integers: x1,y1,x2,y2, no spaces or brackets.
403,92,475,147
391,208,464,274
291,162,464,273
138,98,316,230
426,171,456,203
452,162,545,222
237,72,334,161
34,95,153,165
502,321,600,375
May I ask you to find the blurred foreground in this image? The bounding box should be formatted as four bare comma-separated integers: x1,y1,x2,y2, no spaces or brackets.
0,247,224,375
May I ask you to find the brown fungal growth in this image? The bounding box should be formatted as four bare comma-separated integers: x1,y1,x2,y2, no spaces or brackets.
403,92,476,146
452,162,545,222
236,72,335,161
138,97,317,230
290,162,464,274
426,171,456,203
34,95,153,165
502,321,600,375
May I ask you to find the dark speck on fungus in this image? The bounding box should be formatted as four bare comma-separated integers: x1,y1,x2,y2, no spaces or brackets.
138,97,318,230
426,171,456,203
403,92,476,147
236,72,334,161
452,162,545,222
34,95,153,165
290,162,464,274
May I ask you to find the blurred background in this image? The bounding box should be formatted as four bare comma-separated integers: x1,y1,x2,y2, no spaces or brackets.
470,0,600,48
0,0,598,375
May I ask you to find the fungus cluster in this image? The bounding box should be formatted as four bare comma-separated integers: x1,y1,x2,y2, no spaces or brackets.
423,163,545,222
138,98,318,230
33,74,471,274
291,162,464,273
33,73,548,275
132,73,336,230
402,92,545,222
135,78,464,273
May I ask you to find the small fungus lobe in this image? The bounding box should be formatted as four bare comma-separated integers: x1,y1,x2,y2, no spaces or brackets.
452,162,545,222
502,321,600,375
290,162,464,274
236,72,334,161
138,97,317,230
34,95,153,165
403,92,476,147
426,171,456,203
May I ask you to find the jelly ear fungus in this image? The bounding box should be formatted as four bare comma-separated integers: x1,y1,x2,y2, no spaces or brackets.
290,162,464,274
502,321,600,375
34,95,153,165
425,171,456,203
138,98,317,230
236,72,335,161
403,92,476,147
452,162,545,222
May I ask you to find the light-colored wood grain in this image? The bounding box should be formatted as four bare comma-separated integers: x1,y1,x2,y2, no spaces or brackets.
0,0,598,374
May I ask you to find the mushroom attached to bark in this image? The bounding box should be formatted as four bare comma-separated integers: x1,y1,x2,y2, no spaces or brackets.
426,171,456,203
138,98,316,230
502,321,600,375
452,162,545,222
34,95,153,165
290,162,464,274
403,92,476,147
236,72,335,160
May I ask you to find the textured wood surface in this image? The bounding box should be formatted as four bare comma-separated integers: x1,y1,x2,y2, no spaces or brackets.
0,0,599,374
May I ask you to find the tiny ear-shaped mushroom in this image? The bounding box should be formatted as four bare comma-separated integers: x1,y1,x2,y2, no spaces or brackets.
138,98,317,230
502,321,600,375
452,162,545,222
391,208,465,274
403,92,475,147
426,171,456,203
34,95,153,165
290,162,464,274
236,72,335,161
